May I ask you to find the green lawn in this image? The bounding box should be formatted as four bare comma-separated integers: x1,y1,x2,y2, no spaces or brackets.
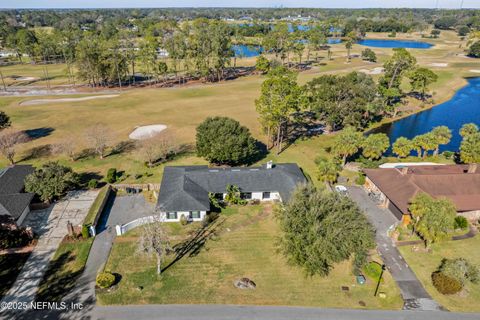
97,205,402,309
36,238,93,301
0,253,31,300
399,236,480,312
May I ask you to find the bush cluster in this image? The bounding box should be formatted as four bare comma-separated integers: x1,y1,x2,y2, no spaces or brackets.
453,216,468,230
88,179,99,189
106,168,117,183
432,272,463,295
0,227,33,250
96,272,116,289
432,258,480,295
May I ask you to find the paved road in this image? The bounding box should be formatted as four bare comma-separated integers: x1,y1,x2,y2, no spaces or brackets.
1,191,98,305
93,304,478,320
3,304,479,320
347,186,441,311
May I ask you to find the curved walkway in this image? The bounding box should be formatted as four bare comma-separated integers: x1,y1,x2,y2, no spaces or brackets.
397,226,478,247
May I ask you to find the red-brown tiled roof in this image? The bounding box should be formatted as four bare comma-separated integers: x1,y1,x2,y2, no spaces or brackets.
364,164,480,214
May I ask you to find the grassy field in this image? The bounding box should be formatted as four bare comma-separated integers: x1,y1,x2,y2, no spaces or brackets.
399,236,480,312
36,238,93,301
97,205,403,309
0,30,477,185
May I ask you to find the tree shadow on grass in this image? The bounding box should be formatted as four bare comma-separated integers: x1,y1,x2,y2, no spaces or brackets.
78,171,104,187
109,141,136,156
36,251,85,302
162,219,225,273
24,127,55,140
21,144,52,161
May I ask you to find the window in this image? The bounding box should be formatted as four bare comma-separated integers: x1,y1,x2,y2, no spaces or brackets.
167,212,177,220
262,192,271,199
241,192,252,200
190,211,201,219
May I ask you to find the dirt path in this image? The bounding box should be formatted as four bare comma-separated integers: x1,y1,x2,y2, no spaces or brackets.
19,94,119,106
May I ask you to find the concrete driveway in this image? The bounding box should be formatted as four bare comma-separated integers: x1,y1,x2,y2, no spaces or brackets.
347,186,442,311
63,194,155,311
1,190,99,305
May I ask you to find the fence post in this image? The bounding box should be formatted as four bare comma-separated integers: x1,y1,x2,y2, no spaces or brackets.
115,225,123,236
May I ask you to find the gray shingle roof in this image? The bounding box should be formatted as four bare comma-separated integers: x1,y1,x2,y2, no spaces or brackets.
0,165,35,220
0,165,34,194
156,163,307,212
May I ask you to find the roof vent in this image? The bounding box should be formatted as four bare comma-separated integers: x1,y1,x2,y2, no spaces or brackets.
266,161,274,169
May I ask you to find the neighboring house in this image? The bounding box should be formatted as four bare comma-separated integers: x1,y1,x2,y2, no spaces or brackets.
364,164,480,223
0,165,35,226
156,162,307,222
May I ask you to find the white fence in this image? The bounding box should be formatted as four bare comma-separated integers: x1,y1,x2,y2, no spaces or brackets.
116,215,163,236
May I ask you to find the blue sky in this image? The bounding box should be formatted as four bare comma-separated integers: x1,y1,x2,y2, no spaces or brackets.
2,0,480,9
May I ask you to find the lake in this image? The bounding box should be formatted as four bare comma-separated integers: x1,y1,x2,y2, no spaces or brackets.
233,39,342,58
374,77,480,155
232,44,263,58
357,39,433,49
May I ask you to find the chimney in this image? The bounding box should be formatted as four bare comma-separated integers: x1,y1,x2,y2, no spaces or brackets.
400,166,408,175
468,163,477,174
266,161,274,169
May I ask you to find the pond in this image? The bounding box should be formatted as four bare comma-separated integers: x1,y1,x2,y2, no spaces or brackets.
232,44,263,58
373,77,480,155
233,39,342,58
357,39,433,49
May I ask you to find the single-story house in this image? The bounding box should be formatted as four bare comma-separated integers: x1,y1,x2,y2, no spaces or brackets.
363,163,480,223
155,162,307,222
0,165,35,226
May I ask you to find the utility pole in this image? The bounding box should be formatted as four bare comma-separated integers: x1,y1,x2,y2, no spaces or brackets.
374,264,386,297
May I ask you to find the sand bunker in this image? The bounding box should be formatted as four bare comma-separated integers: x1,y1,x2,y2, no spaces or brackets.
15,76,37,81
20,94,119,106
359,67,384,75
470,70,480,73
129,125,167,140
430,63,448,67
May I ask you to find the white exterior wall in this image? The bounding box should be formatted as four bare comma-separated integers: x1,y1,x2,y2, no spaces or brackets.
17,206,31,226
161,210,207,222
223,191,282,201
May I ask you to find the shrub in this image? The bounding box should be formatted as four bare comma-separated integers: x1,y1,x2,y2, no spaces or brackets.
432,272,463,295
81,224,91,239
442,150,454,159
363,261,384,282
106,168,117,183
355,173,366,185
468,41,480,58
96,272,116,289
180,215,188,226
0,226,33,250
88,179,98,189
439,258,480,285
454,216,468,230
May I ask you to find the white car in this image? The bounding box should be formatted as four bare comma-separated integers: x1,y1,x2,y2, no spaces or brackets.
335,185,348,196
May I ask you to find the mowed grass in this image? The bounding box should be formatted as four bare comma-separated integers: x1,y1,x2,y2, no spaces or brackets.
399,236,480,312
97,205,402,309
0,30,478,184
36,238,93,301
